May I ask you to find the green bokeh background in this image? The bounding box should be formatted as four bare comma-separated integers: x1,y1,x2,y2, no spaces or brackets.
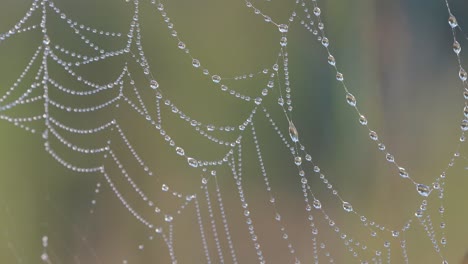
1,0,468,263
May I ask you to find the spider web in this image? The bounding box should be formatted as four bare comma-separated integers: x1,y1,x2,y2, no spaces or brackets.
0,0,467,263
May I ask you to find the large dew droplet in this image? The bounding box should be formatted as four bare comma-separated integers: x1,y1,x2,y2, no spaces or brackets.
415,209,423,218
321,37,329,47
278,24,289,33
342,202,353,212
192,59,201,68
448,15,458,28
327,55,336,66
398,167,409,178
359,115,367,125
161,184,169,192
177,41,186,49
416,184,431,197
176,147,185,156
313,199,322,209
369,131,378,141
459,68,467,81
289,121,299,142
313,7,321,16
212,75,221,83
43,35,50,45
187,157,198,167
336,72,344,81
386,153,395,163
280,36,288,47
461,119,468,131
164,214,173,222
278,97,284,106
150,79,159,89
294,156,302,166
346,93,356,106
453,41,461,54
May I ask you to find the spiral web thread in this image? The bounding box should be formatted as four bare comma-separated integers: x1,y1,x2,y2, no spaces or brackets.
0,0,466,263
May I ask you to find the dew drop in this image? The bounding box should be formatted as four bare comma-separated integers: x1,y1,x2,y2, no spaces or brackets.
42,129,48,139
42,236,48,246
164,214,173,222
280,36,288,46
448,15,458,28
162,184,169,192
176,147,185,156
386,153,395,163
289,121,299,142
441,237,447,245
177,41,186,49
150,79,159,89
275,213,281,221
398,167,409,178
461,119,468,131
313,199,322,209
439,206,445,213
453,41,461,54
327,55,336,66
187,157,198,167
278,97,284,106
342,202,353,212
254,97,262,105
267,80,274,88
346,93,356,106
313,7,321,16
192,59,200,68
294,156,302,166
336,72,344,81
305,154,312,161
416,184,431,197
43,35,50,45
321,37,329,47
359,115,367,125
369,131,378,141
459,68,467,81
378,143,385,151
278,24,289,33
212,75,221,83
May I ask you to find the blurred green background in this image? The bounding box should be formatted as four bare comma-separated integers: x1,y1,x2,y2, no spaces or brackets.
1,0,468,263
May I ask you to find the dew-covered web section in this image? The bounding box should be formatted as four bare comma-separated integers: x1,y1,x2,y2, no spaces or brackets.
0,0,467,263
